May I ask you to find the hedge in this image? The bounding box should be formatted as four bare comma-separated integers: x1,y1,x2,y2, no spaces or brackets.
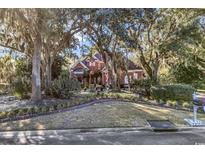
150,84,195,103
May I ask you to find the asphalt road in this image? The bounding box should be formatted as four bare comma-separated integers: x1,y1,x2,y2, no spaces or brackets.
0,127,205,145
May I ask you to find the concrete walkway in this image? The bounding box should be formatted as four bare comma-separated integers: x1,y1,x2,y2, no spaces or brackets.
0,127,205,145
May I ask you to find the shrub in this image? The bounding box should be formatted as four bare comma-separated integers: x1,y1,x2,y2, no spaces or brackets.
12,57,32,99
56,103,66,110
38,107,48,113
13,109,20,115
0,111,6,117
167,100,177,107
63,103,68,108
48,106,55,112
53,104,58,110
182,102,191,109
133,78,154,97
151,84,195,103
171,62,205,86
12,76,31,99
6,111,14,117
28,107,38,114
51,71,81,99
0,83,10,95
18,108,29,115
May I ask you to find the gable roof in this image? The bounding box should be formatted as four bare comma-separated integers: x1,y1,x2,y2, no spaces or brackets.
93,53,103,61
71,60,89,70
127,59,143,70
71,52,143,71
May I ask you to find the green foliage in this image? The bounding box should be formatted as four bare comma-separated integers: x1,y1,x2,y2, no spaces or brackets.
18,108,29,115
182,102,191,109
11,57,32,99
0,54,15,84
151,84,195,103
171,63,205,87
51,71,81,99
51,55,66,80
133,78,154,97
194,80,205,90
12,76,31,99
103,92,137,101
167,100,177,107
0,83,9,95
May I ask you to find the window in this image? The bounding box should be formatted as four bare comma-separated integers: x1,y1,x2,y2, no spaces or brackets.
134,73,138,79
89,61,95,66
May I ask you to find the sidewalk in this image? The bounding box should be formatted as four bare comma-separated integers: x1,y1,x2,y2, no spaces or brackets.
0,127,205,145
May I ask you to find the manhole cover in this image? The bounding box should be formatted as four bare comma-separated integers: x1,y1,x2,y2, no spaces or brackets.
147,120,178,132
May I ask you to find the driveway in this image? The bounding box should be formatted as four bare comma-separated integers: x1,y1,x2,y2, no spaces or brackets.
0,128,205,144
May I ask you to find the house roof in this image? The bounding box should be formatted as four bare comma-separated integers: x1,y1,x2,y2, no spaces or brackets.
71,60,89,70
71,52,143,71
127,59,143,70
93,53,103,61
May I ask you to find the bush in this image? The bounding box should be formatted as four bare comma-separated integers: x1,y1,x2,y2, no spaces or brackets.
151,84,195,103
48,106,55,112
12,58,32,99
39,107,49,113
29,107,39,114
0,111,6,117
12,76,31,99
133,78,154,97
172,63,205,85
56,103,65,110
102,92,137,101
18,108,29,116
0,83,10,95
167,100,177,107
182,102,191,109
53,104,58,110
51,71,81,99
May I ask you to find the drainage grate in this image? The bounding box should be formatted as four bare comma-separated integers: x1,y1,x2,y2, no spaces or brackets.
147,120,178,132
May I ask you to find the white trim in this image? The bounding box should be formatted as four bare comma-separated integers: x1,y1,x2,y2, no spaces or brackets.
128,69,143,73
102,67,108,72
92,52,104,62
92,55,100,60
73,71,84,75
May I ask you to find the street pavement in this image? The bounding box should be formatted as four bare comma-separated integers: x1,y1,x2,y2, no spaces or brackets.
0,127,205,145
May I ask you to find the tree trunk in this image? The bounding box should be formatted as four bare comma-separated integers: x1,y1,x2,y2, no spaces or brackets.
125,69,131,91
151,54,160,85
31,35,42,101
110,59,120,91
45,56,52,94
111,65,118,90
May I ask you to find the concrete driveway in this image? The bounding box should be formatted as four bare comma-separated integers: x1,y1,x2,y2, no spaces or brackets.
0,127,205,145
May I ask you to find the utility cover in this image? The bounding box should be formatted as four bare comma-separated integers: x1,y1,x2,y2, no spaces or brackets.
147,120,178,132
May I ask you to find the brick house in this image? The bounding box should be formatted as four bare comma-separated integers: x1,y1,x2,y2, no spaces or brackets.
70,52,144,88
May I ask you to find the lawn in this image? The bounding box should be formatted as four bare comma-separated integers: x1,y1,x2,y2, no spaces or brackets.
0,100,205,131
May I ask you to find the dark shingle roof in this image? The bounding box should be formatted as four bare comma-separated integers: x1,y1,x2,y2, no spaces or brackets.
128,60,143,70
94,53,103,61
